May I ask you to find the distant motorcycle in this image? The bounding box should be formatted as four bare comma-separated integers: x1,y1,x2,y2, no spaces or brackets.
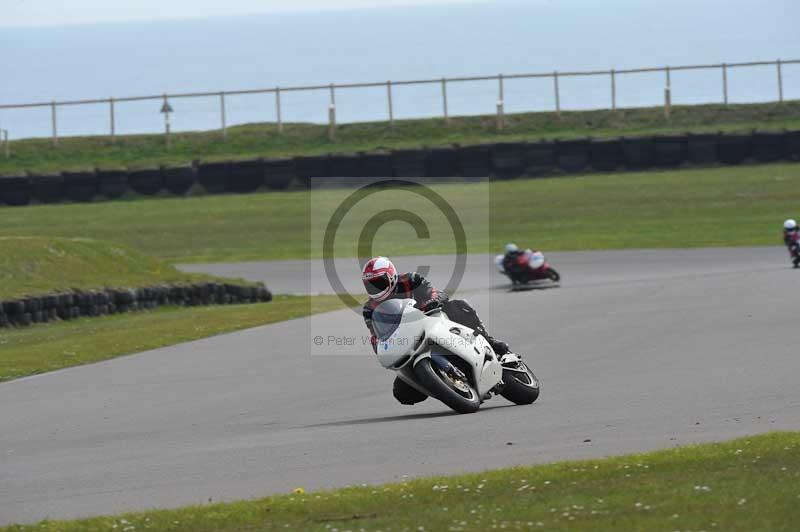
372,298,540,414
495,249,561,286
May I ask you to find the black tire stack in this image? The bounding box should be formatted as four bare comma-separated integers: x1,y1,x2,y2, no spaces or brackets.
3,129,800,207
0,282,273,329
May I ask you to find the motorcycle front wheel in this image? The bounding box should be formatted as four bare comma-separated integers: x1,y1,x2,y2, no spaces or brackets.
500,360,540,405
414,357,481,414
547,268,561,282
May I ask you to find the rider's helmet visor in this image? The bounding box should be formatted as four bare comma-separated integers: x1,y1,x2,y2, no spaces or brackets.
365,274,391,296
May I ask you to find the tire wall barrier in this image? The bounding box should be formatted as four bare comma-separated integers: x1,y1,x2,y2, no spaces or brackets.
427,146,460,178
0,282,273,329
62,170,99,202
3,130,800,207
622,137,655,169
128,167,163,195
329,153,362,178
162,164,197,195
716,134,752,165
361,152,393,180
787,131,800,161
492,143,527,180
228,158,264,193
392,149,430,178
97,169,129,200
687,134,718,165
197,161,230,194
0,173,32,206
31,172,64,203
653,136,688,167
458,144,493,180
590,139,623,172
294,155,330,189
264,158,295,190
556,139,590,173
752,132,786,163
522,141,556,176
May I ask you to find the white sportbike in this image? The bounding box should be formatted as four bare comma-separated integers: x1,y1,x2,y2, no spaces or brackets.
373,298,540,414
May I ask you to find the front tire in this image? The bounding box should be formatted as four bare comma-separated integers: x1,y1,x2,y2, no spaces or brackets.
500,361,540,405
547,268,561,282
413,357,481,414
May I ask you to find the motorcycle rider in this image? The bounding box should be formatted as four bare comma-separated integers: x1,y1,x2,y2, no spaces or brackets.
361,256,511,405
499,242,524,274
784,219,800,268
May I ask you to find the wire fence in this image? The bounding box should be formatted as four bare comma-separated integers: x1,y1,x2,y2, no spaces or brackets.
1,58,798,148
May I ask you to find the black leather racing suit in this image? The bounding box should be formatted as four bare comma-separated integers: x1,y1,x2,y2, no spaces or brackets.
785,231,800,266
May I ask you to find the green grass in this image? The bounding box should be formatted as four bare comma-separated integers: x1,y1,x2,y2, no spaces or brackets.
2,101,799,174
0,237,225,300
5,431,798,531
0,163,797,263
0,295,342,382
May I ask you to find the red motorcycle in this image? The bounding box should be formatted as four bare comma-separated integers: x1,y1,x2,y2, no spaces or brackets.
495,250,561,286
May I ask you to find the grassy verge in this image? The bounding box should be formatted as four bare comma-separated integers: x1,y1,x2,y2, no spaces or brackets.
0,237,229,300
4,431,798,531
2,101,799,174
0,163,797,262
0,295,342,383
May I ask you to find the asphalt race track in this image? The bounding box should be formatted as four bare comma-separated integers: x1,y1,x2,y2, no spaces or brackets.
3,248,800,524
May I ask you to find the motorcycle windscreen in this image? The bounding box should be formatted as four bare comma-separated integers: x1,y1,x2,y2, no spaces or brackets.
372,299,406,341
528,251,545,270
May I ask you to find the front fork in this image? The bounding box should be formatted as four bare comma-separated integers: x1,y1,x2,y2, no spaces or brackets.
430,352,468,381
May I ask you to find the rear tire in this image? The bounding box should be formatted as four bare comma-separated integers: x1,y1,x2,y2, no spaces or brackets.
413,357,480,414
500,361,540,405
547,268,561,282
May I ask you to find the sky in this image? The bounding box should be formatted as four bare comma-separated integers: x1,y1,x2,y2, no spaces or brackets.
2,0,489,27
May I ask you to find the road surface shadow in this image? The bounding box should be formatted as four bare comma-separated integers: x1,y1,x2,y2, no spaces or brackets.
299,404,518,429
495,282,561,292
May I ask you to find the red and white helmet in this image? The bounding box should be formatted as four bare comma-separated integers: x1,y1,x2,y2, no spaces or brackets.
362,256,398,301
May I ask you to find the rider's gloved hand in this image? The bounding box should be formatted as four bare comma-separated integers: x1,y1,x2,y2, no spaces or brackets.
420,299,442,312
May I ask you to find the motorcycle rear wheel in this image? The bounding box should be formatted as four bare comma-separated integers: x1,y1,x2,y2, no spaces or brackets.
500,361,540,405
414,357,481,414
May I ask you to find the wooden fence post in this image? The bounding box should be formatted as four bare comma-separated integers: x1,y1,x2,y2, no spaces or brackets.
387,81,394,125
328,105,337,141
275,87,283,133
722,63,729,105
497,74,505,130
553,71,561,116
441,78,450,125
665,66,672,118
162,94,171,149
220,92,227,138
51,101,58,147
611,69,616,111
109,98,116,143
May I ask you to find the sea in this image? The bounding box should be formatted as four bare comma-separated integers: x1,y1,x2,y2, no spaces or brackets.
3,0,799,139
